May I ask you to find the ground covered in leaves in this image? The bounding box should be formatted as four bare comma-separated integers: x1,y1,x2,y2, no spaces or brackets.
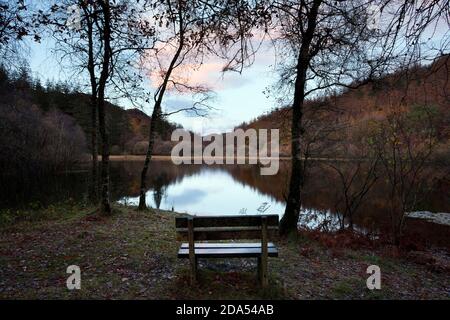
0,204,449,299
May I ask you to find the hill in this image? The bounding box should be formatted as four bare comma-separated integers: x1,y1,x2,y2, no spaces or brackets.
0,64,181,158
239,55,450,159
0,64,183,177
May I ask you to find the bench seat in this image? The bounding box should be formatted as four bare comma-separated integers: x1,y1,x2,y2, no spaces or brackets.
178,242,278,258
175,215,279,287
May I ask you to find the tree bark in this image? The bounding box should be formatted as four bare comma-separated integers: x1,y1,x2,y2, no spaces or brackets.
280,0,322,235
84,3,98,203
90,89,98,202
138,3,185,210
97,0,112,215
279,74,305,235
138,106,160,210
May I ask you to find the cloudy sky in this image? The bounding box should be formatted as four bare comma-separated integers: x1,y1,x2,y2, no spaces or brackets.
26,3,448,136
28,36,279,135
152,42,280,135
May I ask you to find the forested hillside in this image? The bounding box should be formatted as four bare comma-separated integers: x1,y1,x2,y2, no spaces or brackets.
0,65,180,174
240,56,450,160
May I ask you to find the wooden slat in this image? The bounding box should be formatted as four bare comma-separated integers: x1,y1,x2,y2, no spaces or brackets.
180,242,276,249
187,217,196,284
176,229,279,241
261,216,268,287
178,247,279,258
176,215,279,228
176,226,278,232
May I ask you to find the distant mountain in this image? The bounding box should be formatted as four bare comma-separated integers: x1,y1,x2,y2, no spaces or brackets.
0,64,181,157
123,107,183,155
239,55,450,158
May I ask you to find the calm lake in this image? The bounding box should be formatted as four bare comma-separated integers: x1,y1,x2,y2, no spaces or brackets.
1,159,449,246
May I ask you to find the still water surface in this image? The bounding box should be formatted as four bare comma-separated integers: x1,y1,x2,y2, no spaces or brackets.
1,159,449,246
118,168,287,216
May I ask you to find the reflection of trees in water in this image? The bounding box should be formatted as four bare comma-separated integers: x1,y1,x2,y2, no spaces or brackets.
94,160,450,245
112,160,447,245
152,173,169,209
110,161,448,231
0,170,90,209
3,159,447,245
223,161,291,203
109,160,203,201
4,159,447,228
223,161,449,233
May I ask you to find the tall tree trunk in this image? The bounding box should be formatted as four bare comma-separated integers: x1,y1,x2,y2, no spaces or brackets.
138,3,185,211
280,0,321,235
97,0,112,215
90,93,98,202
138,107,160,210
97,96,111,215
279,73,305,235
84,4,98,203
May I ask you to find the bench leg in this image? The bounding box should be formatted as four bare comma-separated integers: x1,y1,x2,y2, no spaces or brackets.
260,255,268,288
257,257,261,281
257,256,268,287
187,218,197,284
190,256,197,284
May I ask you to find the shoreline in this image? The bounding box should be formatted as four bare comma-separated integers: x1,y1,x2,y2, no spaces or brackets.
0,203,448,299
105,155,367,162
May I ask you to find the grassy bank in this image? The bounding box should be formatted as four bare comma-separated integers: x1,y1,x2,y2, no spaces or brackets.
0,204,448,299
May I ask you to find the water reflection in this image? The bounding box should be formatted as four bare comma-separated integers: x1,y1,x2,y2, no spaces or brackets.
111,160,449,246
1,159,448,246
118,166,287,216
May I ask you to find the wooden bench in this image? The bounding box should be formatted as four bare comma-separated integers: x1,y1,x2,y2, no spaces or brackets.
175,215,279,287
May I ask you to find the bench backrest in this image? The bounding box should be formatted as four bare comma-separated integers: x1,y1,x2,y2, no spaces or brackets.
175,215,279,241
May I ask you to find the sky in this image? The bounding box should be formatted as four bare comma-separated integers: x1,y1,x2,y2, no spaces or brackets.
28,36,279,135
156,42,279,135
26,2,449,135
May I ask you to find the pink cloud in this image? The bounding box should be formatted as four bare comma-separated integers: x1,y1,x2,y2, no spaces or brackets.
142,36,276,93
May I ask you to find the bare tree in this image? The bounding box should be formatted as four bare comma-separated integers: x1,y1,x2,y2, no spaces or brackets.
137,0,236,210
94,0,113,214
328,158,379,230
358,0,450,243
0,102,86,176
265,0,388,235
369,103,440,245
135,0,275,210
0,0,40,67
265,0,449,235
39,0,157,214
